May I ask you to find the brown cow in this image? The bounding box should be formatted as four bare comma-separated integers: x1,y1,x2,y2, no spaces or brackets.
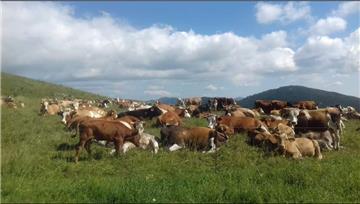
261,117,290,130
40,101,61,115
156,111,182,127
156,103,176,113
174,108,191,118
210,115,269,135
160,126,228,152
277,134,323,160
292,101,318,110
280,108,341,150
255,100,289,114
75,120,141,163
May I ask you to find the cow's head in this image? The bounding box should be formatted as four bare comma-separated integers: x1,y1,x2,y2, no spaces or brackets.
184,109,191,118
207,115,217,129
216,124,234,135
134,121,145,134
280,108,300,126
61,110,76,124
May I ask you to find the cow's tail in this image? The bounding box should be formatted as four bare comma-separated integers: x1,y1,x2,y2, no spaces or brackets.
312,139,323,160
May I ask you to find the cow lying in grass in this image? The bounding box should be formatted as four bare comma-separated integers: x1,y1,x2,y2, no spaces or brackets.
160,126,228,153
207,115,269,135
248,123,323,160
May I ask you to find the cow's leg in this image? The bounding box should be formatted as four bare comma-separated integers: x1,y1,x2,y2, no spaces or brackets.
206,137,217,153
75,139,86,163
169,144,183,151
114,138,124,156
84,140,92,156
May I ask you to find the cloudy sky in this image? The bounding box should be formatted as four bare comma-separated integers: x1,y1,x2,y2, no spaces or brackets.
2,2,359,100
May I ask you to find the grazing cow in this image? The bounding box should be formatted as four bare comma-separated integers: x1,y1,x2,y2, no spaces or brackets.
74,120,141,163
156,111,182,127
276,133,323,160
160,126,228,152
208,115,269,135
117,106,163,120
292,101,318,110
280,108,341,150
297,131,334,151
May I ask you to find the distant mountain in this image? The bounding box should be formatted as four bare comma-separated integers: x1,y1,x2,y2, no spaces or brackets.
238,85,360,110
146,97,179,105
235,96,244,101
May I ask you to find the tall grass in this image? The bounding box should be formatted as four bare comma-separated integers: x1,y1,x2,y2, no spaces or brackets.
1,73,360,202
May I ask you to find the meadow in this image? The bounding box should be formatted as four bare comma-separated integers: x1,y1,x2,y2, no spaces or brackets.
1,73,360,203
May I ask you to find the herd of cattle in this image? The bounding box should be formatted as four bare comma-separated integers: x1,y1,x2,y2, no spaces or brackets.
35,97,360,162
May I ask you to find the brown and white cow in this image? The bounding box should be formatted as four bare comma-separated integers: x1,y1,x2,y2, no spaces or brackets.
297,130,334,151
276,133,323,160
207,115,269,135
74,120,141,163
280,107,342,150
61,106,107,124
160,126,228,153
156,111,182,127
40,101,61,115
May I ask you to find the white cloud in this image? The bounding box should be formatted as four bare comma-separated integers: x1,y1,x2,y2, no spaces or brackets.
309,17,347,36
2,2,298,94
256,2,282,24
295,28,360,73
331,2,360,18
144,89,171,97
256,2,311,24
205,84,224,91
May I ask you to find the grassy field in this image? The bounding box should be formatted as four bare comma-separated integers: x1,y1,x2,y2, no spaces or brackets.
2,73,360,203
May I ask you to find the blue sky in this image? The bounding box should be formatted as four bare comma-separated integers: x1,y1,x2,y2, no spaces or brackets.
2,2,360,100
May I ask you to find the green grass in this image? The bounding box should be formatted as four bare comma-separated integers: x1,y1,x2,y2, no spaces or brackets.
2,73,360,203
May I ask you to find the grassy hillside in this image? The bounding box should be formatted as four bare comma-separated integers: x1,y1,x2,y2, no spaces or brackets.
1,72,105,100
2,73,360,202
239,85,360,110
